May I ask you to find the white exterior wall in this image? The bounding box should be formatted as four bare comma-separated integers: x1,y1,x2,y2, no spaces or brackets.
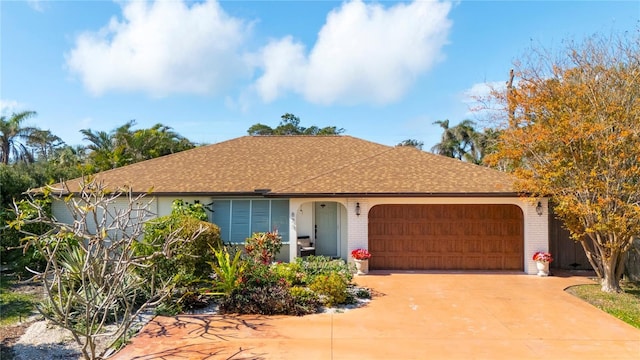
53,195,549,275
288,197,549,275
51,196,152,238
522,198,550,274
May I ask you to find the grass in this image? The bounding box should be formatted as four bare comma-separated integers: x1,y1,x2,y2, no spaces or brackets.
566,279,640,329
0,275,38,327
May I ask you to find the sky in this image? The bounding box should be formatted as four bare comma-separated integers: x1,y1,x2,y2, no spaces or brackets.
1,0,639,150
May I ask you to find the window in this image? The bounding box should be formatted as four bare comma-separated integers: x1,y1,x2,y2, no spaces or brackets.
212,199,289,244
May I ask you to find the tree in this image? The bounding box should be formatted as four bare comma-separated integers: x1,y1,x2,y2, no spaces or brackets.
0,110,38,164
82,121,195,171
247,113,345,136
430,119,494,164
397,139,424,150
247,123,274,135
26,129,64,162
484,32,640,292
9,179,204,359
80,128,118,171
430,119,457,157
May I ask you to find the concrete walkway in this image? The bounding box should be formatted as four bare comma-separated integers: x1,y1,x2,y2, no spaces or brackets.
112,272,640,359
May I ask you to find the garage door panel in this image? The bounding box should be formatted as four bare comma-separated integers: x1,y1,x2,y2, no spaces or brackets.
445,239,464,252
504,239,522,253
485,256,504,270
369,204,524,271
504,255,523,269
409,239,426,252
484,239,503,253
463,256,484,269
443,256,464,269
464,239,482,253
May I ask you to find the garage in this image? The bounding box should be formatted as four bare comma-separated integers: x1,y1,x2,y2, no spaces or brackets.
368,204,524,270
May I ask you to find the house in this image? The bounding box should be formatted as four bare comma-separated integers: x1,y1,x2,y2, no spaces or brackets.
51,135,549,275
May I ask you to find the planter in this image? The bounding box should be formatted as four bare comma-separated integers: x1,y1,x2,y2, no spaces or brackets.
354,259,369,275
536,260,550,277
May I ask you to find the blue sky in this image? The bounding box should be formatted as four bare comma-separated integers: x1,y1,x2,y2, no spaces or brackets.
2,0,639,150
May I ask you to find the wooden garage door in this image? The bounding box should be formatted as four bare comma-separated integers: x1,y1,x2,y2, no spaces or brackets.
368,204,524,270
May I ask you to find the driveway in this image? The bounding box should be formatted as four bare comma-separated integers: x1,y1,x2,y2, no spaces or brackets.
112,272,640,359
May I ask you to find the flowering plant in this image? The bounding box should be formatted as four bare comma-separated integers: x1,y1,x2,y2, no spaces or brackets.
532,251,553,263
351,248,372,260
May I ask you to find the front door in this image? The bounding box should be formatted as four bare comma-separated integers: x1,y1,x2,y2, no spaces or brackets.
315,202,338,257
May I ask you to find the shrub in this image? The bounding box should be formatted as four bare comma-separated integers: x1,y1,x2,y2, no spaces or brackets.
1,198,51,276
132,200,222,314
218,283,294,315
309,272,349,307
241,261,281,288
208,246,246,296
289,286,322,315
296,256,353,284
271,262,305,286
134,203,222,293
245,231,282,264
353,287,372,299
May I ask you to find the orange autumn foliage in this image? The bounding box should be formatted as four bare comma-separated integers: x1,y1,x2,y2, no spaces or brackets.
484,32,640,293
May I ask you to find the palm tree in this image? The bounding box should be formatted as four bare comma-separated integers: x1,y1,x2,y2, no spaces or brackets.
452,119,478,161
27,129,64,162
81,127,117,171
430,120,458,158
82,121,195,171
431,119,495,164
0,111,38,164
397,139,424,150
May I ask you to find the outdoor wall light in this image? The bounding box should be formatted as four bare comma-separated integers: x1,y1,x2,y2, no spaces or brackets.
536,201,544,216
355,202,361,216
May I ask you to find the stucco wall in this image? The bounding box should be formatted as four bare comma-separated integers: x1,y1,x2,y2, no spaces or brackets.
51,196,151,237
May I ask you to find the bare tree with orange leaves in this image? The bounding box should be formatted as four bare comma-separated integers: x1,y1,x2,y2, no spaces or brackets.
485,31,640,293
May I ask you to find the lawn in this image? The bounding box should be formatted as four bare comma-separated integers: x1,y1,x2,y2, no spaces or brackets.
0,275,39,327
566,279,640,329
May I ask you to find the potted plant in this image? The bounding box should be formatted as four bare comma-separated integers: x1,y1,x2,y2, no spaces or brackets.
351,248,372,275
532,251,553,276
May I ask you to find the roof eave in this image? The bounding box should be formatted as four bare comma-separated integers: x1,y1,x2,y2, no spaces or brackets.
263,192,526,198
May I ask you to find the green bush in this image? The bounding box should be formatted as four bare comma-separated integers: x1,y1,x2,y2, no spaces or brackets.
245,231,282,264
352,287,372,299
208,246,246,296
1,198,51,276
271,262,305,286
296,256,353,284
289,286,321,314
309,272,349,307
242,261,283,288
219,283,294,315
132,200,223,312
135,215,222,289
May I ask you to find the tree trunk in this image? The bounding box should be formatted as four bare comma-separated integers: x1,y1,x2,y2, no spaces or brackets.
600,250,623,293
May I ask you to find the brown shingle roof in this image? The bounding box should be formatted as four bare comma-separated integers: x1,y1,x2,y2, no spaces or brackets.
54,136,516,196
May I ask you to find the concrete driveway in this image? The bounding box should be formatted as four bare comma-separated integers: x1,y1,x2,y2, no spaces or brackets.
112,272,640,359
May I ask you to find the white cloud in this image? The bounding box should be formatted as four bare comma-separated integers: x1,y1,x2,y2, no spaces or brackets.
0,99,26,115
66,0,252,97
255,0,452,105
462,81,508,118
27,0,45,12
463,81,506,103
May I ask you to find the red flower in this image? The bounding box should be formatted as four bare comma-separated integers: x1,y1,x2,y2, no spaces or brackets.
532,251,553,262
351,248,372,260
